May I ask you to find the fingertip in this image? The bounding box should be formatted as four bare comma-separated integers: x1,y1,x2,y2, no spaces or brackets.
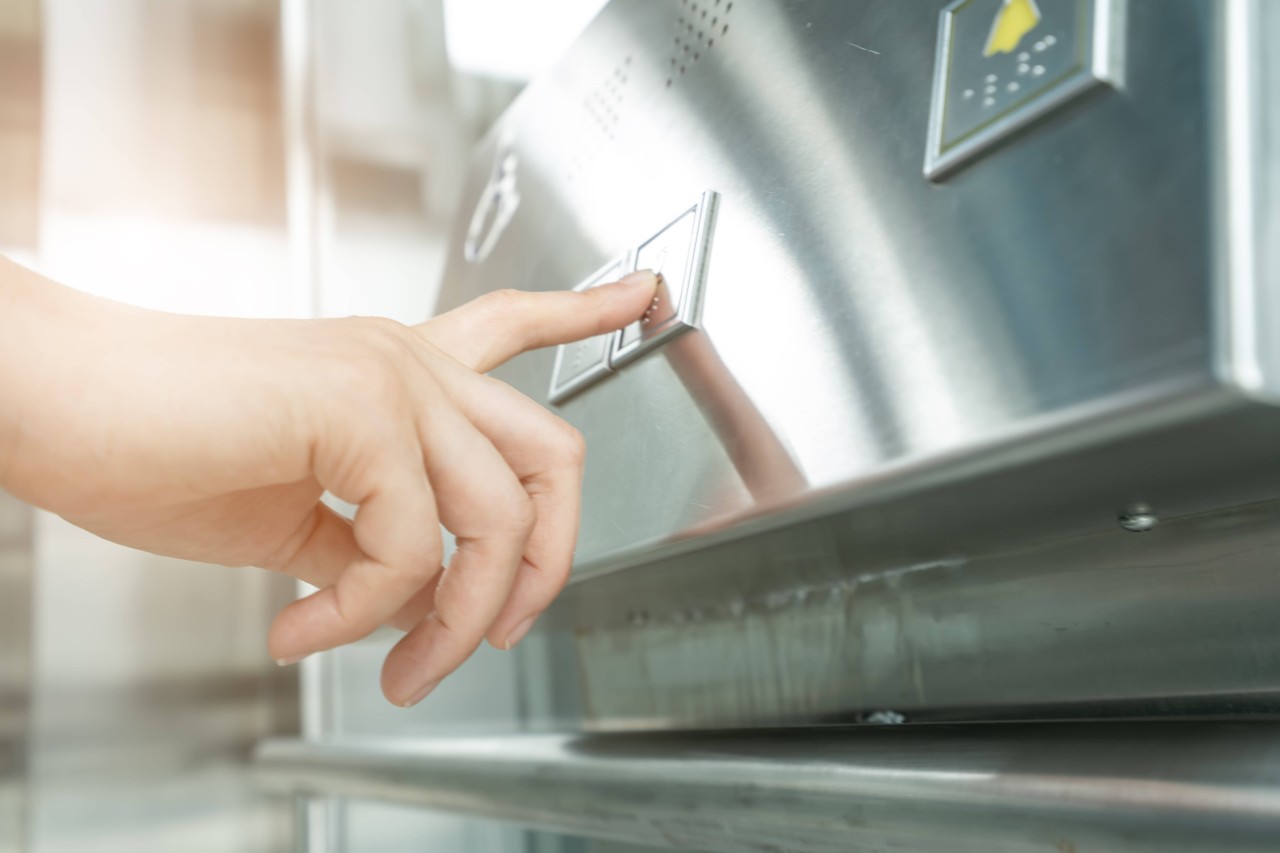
616,269,658,288
592,270,658,326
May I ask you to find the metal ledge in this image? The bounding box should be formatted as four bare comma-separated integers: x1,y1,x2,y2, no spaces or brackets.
257,723,1280,852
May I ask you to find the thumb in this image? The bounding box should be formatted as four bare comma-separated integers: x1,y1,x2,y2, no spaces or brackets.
419,270,657,373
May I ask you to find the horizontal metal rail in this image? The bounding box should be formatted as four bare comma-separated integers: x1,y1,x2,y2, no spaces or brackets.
256,723,1280,852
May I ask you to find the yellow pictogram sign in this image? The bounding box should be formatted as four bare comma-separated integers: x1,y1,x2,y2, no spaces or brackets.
984,0,1042,56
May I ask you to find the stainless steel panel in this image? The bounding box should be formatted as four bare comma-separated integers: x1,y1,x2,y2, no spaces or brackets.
257,723,1280,853
568,476,1280,729
420,0,1280,729
1220,0,1280,403
438,0,1225,574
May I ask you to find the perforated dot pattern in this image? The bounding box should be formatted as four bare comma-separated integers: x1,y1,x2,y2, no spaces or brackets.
566,56,632,183
668,0,735,89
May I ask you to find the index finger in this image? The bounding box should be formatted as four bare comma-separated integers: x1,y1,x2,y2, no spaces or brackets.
419,270,657,373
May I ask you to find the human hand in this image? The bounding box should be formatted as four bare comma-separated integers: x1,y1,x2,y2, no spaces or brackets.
0,258,656,706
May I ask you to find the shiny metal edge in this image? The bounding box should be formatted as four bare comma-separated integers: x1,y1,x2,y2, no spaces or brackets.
567,369,1230,582
1217,0,1280,402
925,0,1122,181
548,254,631,406
257,725,1280,853
608,190,719,368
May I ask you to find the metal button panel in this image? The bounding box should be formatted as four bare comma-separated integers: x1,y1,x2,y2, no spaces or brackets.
547,191,719,405
925,0,1123,180
547,254,631,405
611,190,719,368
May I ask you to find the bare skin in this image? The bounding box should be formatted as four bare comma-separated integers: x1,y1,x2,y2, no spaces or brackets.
0,256,657,707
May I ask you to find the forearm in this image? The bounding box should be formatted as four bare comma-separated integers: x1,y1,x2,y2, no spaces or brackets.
0,256,142,508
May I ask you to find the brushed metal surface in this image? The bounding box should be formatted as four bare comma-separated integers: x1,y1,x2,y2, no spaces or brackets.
437,0,1223,574
257,723,1280,853
568,485,1280,729
422,0,1280,727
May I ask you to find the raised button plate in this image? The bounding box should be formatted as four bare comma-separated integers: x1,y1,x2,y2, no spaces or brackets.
611,190,719,368
925,0,1123,180
548,255,631,405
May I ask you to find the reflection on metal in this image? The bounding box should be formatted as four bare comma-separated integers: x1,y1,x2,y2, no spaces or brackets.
439,0,1230,574
569,493,1280,728
257,723,1280,853
418,0,1280,733
288,2,1280,849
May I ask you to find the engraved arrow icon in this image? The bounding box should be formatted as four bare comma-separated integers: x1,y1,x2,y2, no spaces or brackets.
984,0,1042,57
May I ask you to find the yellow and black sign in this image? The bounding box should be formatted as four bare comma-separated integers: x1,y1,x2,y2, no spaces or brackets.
926,0,1119,180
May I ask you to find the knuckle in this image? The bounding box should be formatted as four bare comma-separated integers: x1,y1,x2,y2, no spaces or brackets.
496,492,537,537
482,288,527,315
476,289,531,336
553,421,587,466
332,319,414,408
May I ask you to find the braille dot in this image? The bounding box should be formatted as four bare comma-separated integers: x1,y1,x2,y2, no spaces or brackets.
985,73,998,83
984,84,997,95
1007,81,1019,92
1034,40,1047,52
1044,35,1057,46
1018,52,1030,62
1033,65,1046,76
983,97,995,107
962,88,974,99
1017,63,1030,75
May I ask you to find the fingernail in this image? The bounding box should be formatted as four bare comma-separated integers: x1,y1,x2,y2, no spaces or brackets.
504,616,538,650
617,269,656,286
275,654,308,667
401,679,442,709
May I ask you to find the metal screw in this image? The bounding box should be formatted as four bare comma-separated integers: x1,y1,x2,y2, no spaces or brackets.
1119,504,1159,533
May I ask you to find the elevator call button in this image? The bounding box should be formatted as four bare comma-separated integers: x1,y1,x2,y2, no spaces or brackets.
547,191,719,406
548,255,629,405
611,191,719,368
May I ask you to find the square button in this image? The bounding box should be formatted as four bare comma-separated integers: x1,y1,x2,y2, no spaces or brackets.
548,256,631,405
612,191,719,367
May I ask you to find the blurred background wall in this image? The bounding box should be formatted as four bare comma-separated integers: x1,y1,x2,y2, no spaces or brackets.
0,0,606,851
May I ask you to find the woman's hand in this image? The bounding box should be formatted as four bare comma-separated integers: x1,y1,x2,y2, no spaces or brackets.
0,257,656,706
